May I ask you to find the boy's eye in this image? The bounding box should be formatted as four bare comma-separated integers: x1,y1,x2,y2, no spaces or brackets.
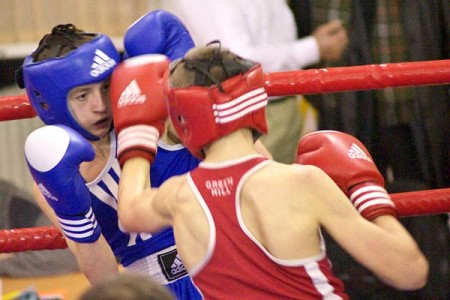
76,92,88,101
69,89,89,102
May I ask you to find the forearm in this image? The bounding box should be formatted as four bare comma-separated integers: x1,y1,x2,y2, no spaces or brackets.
318,180,428,290
368,216,429,289
118,157,151,231
74,236,119,285
34,182,117,283
118,157,173,233
337,215,428,290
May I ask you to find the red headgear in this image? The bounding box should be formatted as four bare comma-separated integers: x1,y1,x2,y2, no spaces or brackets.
164,63,268,158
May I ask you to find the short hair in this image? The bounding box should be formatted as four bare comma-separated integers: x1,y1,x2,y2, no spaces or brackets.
32,24,96,62
169,41,257,89
15,24,97,89
79,273,175,300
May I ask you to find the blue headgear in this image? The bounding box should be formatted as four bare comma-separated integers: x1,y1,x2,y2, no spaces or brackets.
22,34,120,140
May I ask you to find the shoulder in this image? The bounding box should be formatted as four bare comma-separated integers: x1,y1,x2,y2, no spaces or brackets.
243,161,325,195
154,174,192,215
252,161,330,187
287,163,347,201
248,162,343,206
290,163,334,187
157,174,190,200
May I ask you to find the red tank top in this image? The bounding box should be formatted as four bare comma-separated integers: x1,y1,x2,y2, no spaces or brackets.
187,155,348,300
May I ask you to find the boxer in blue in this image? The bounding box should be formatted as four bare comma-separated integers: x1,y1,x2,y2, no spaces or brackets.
19,10,201,299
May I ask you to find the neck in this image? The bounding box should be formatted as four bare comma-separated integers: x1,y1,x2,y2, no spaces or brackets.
161,128,182,145
90,132,111,159
79,133,111,180
161,120,183,145
203,129,257,162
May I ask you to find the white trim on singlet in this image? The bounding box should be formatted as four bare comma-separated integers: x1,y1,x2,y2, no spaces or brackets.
157,140,187,151
305,261,344,300
235,161,326,266
186,173,217,277
234,160,341,299
198,154,264,169
188,155,342,299
189,154,269,277
86,131,120,210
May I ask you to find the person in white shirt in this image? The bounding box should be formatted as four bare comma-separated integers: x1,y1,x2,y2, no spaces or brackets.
160,0,348,163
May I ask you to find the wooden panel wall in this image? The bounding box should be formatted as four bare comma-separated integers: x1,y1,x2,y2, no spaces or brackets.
0,1,164,193
0,0,161,43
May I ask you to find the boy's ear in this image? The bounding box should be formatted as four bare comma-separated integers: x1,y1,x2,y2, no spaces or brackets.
15,65,25,89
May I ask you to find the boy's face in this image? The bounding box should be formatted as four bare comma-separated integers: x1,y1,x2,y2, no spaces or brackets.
67,78,113,139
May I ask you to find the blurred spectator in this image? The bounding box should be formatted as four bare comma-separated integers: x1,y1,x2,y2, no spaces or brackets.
0,179,79,277
160,0,348,163
293,0,450,189
290,1,450,299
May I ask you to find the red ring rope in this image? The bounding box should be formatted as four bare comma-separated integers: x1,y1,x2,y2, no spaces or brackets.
1,188,448,253
1,59,449,121
0,94,37,121
392,188,450,217
264,59,450,96
0,226,67,253
0,59,449,253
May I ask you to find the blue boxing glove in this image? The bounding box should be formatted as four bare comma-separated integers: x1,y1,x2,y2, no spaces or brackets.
24,125,101,243
124,9,195,61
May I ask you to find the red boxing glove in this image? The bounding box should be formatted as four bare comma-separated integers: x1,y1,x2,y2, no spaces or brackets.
296,130,397,220
110,54,169,166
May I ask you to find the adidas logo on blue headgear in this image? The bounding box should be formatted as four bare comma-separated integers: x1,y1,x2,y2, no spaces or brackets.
91,49,117,77
22,34,120,141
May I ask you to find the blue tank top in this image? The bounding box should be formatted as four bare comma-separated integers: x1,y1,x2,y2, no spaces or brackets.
86,134,202,299
86,134,200,266
151,141,201,187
